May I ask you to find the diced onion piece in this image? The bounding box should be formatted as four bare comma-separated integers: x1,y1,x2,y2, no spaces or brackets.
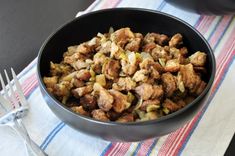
163,107,170,114
145,112,158,120
109,27,114,34
89,68,96,82
135,110,146,119
119,52,127,61
127,92,135,103
177,72,185,93
159,58,166,67
127,51,136,65
140,52,153,60
135,52,142,62
62,71,77,81
134,98,143,110
146,104,160,112
95,74,106,87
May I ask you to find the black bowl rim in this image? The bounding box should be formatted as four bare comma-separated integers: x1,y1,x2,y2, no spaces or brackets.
37,7,216,126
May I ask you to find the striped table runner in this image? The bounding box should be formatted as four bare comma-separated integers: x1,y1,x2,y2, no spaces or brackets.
1,0,235,156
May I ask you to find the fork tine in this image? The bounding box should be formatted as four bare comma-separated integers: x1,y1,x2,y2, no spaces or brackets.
4,69,19,108
0,73,11,100
11,68,28,106
0,73,13,111
0,93,12,112
0,103,6,115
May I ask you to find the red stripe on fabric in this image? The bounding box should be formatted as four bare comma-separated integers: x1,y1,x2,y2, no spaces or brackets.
196,16,209,32
115,143,131,156
20,82,38,102
21,74,37,90
25,81,38,96
137,139,155,156
104,143,119,156
199,16,216,34
196,16,207,31
109,143,125,156
215,24,235,72
168,27,235,156
216,40,235,77
21,75,38,96
212,41,235,94
14,73,38,100
194,16,204,28
14,75,37,103
209,16,232,48
164,123,191,156
12,73,37,103
213,31,235,90
169,113,201,156
158,128,182,155
111,143,124,156
160,117,199,156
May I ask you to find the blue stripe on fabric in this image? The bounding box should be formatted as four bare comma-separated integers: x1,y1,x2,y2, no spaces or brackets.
40,122,64,148
42,123,66,150
115,0,123,8
212,17,234,51
100,143,113,156
194,16,204,28
25,85,39,99
146,139,158,156
178,56,235,155
157,1,166,10
132,142,143,156
207,16,223,42
206,16,223,41
41,122,66,150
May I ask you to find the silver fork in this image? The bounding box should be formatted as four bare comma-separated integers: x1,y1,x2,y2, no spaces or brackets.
0,68,47,156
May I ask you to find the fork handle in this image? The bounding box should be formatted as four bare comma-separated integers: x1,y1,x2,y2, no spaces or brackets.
10,119,48,156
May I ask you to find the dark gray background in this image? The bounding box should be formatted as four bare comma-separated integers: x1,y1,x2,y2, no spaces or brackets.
0,0,234,155
0,0,93,74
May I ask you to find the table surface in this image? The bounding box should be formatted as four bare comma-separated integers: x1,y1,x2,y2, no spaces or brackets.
0,0,234,155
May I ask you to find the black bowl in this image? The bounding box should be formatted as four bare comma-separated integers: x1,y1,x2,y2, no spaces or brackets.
37,8,216,142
